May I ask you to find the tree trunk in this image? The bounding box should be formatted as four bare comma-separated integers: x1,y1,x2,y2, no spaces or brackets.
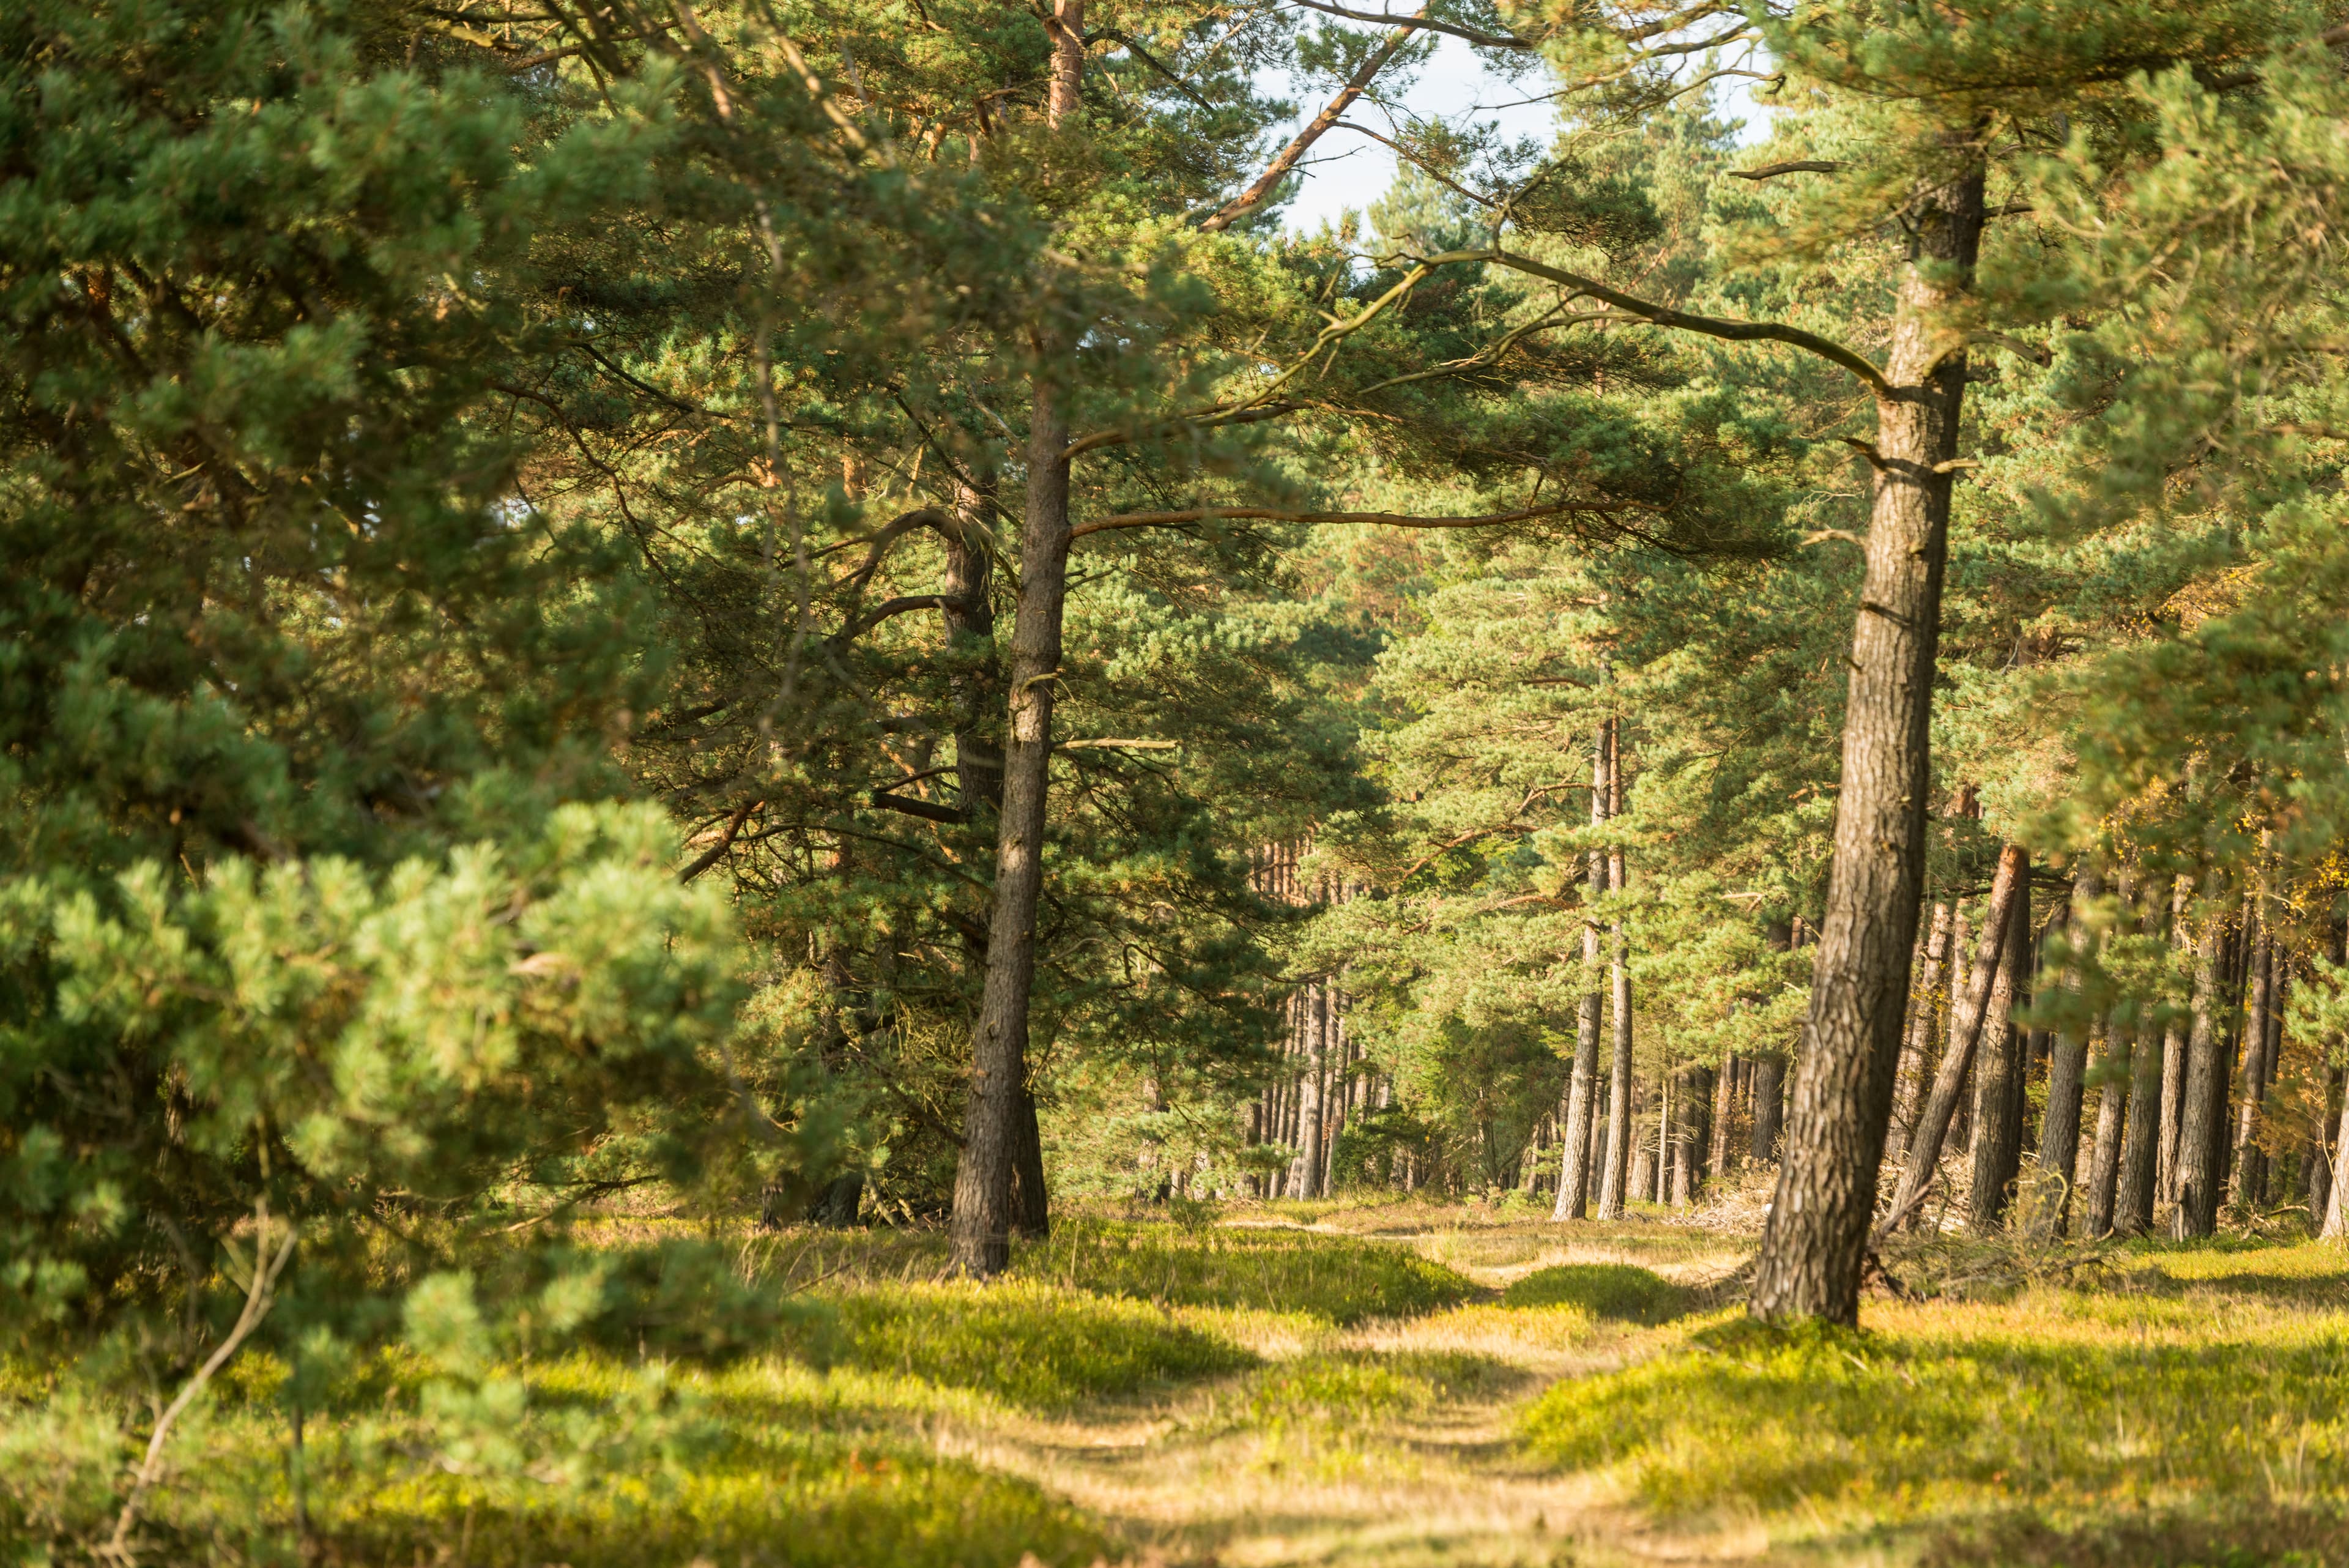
2157,875,2192,1203
1750,157,1985,1323
1553,724,1611,1219
1884,844,2027,1232
1292,983,1329,1198
2172,893,2229,1239
2033,877,2099,1234
1750,1053,1784,1162
1889,901,1954,1163
1710,1054,1737,1184
2232,915,2274,1211
1965,861,2029,1234
1598,718,1638,1217
2084,1016,2128,1238
946,381,1074,1277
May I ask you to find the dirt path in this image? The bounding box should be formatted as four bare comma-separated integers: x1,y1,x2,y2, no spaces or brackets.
957,1216,1767,1568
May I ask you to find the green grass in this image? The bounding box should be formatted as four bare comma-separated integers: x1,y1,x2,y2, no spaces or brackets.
1517,1241,2349,1562
1014,1217,1479,1325
806,1279,1256,1406
1500,1263,1695,1323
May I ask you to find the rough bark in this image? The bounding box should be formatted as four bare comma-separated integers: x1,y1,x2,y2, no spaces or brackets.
1598,718,1638,1217
1292,983,1329,1198
1883,844,2027,1232
1552,724,1610,1219
946,381,1074,1277
1750,156,1984,1323
2172,897,2229,1239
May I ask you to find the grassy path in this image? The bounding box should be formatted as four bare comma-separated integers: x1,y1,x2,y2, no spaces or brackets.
42,1197,2349,1566
926,1208,1758,1567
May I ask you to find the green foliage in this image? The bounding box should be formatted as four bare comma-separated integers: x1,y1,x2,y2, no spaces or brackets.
1520,1244,2349,1542
1015,1218,1477,1325
1500,1263,1693,1323
803,1281,1254,1407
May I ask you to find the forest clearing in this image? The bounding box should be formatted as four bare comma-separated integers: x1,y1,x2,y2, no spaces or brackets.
18,0,2349,1563
22,1195,2349,1567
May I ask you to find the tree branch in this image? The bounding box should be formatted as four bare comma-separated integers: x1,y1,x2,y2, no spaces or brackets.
1283,0,1531,50
1421,247,1893,398
1200,6,1429,232
1070,497,1646,540
1727,159,1844,180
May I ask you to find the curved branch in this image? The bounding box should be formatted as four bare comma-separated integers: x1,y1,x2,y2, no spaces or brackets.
1283,0,1532,50
1423,248,1892,397
831,592,975,647
1728,159,1844,180
1071,497,1646,540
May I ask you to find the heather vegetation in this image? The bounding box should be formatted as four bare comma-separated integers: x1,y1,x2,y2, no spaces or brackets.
15,0,2349,1561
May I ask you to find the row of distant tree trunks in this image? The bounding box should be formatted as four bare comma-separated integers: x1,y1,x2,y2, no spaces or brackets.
1522,1047,1791,1209
1882,853,2345,1241
1239,839,1388,1199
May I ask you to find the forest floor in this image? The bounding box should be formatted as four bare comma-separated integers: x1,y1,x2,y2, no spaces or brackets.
28,1192,2349,1567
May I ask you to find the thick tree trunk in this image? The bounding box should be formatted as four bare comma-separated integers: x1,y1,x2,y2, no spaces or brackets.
1883,844,2027,1232
2172,896,2229,1239
1888,902,1954,1162
1750,158,1984,1323
1598,719,1638,1217
946,382,1074,1277
2033,879,2099,1234
1553,726,1611,1219
1966,879,2030,1234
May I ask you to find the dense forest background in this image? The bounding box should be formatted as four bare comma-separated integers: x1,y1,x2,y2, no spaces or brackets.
15,0,2349,1559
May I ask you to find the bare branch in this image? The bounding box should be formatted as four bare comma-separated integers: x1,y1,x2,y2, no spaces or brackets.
1071,497,1647,540
1200,6,1430,232
1283,0,1531,50
1727,159,1844,180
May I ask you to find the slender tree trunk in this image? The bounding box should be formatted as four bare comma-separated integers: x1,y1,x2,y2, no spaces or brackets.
2172,894,2229,1239
1889,902,1954,1163
1553,724,1611,1219
2033,877,2099,1234
1883,845,2027,1231
2084,1016,2128,1238
1750,1054,1784,1162
1598,718,1638,1216
946,380,1074,1277
1965,863,2029,1233
1751,157,1986,1323
1293,983,1329,1198
2232,913,2274,1211
1710,1055,1736,1184
2158,875,2192,1203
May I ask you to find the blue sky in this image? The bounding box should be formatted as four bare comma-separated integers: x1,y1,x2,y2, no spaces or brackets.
1271,35,1775,237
